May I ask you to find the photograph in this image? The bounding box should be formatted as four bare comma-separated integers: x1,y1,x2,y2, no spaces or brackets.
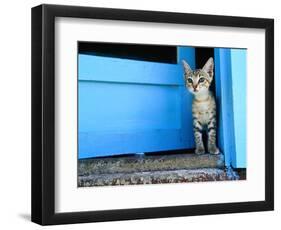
31,4,274,225
77,42,247,187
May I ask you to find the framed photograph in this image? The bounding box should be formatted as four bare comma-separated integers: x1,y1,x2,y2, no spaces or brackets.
31,4,274,225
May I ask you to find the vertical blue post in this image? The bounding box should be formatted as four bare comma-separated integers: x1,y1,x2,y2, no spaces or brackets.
178,47,196,148
214,48,236,167
178,47,195,68
230,49,247,168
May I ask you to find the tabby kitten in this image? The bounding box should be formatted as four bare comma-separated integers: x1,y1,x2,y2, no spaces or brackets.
182,57,220,155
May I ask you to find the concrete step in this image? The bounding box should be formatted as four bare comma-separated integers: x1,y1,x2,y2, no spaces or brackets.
78,167,239,187
78,153,225,175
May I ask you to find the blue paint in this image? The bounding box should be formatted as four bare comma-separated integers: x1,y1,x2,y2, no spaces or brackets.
178,47,196,146
79,130,193,158
78,47,247,166
78,48,195,158
177,47,195,66
215,48,247,168
230,49,247,168
78,47,246,168
79,55,182,85
214,48,236,167
79,82,181,132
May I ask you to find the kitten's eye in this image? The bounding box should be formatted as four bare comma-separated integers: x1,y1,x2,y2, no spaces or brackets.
187,78,193,84
198,78,205,83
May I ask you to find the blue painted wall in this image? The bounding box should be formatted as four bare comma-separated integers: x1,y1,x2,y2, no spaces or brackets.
78,47,195,158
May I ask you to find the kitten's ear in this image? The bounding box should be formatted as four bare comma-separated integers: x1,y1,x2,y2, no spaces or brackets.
182,60,192,76
202,57,214,78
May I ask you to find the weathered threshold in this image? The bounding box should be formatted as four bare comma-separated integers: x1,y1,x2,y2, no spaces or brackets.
78,167,239,187
77,153,242,187
78,153,225,175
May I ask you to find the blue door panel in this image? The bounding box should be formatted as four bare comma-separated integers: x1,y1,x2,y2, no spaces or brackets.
215,48,235,167
79,82,181,133
214,48,246,168
79,55,183,85
230,49,247,168
78,47,195,159
79,130,193,158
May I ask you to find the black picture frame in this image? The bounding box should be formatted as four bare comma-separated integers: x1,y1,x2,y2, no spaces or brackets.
31,4,274,225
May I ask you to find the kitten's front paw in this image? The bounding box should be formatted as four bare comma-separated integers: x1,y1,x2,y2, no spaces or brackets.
195,147,205,155
208,145,220,155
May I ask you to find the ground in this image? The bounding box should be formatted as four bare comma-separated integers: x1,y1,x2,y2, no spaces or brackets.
78,153,245,187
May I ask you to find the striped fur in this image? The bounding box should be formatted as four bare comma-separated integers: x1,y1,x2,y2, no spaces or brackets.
182,57,220,155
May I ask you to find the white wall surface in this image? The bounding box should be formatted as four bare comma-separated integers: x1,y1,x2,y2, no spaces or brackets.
0,0,279,229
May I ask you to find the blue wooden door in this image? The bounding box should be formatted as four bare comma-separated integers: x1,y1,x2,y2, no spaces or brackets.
78,47,195,158
215,48,246,168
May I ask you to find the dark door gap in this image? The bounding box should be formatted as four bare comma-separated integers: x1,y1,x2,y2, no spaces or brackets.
78,42,177,64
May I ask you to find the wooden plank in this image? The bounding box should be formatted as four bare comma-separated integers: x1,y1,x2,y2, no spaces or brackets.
79,130,194,158
79,54,183,85
214,48,236,167
230,49,247,168
79,81,181,132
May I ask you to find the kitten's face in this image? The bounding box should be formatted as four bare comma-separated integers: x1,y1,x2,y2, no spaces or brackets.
182,57,214,95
